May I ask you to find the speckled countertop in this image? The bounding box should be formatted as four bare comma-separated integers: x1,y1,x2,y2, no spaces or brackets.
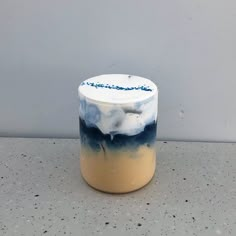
0,138,235,236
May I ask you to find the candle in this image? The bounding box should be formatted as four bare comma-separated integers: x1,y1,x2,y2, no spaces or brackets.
78,74,158,193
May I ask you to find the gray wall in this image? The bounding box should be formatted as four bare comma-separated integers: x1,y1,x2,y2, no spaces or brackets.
0,0,236,141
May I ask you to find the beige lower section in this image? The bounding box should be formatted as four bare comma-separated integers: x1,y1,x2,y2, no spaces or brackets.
80,145,156,193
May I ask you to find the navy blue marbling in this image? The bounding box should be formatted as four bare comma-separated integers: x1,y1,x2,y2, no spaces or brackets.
79,100,101,127
84,104,101,126
79,118,157,152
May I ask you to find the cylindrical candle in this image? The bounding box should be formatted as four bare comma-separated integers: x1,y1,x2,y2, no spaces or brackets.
78,74,158,193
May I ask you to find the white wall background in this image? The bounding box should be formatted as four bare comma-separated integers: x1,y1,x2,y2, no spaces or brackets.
0,0,236,141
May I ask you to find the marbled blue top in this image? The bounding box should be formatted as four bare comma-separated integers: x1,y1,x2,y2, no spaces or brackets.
79,74,158,136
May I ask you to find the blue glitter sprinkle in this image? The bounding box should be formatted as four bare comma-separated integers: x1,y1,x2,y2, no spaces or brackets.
81,82,152,92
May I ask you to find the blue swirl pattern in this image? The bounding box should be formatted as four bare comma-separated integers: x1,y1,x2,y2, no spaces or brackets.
79,99,101,127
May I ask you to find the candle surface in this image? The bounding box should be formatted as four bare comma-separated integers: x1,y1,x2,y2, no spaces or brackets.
78,74,158,193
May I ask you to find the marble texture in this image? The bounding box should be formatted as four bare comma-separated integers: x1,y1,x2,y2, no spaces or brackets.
79,118,157,151
0,138,235,236
78,74,158,136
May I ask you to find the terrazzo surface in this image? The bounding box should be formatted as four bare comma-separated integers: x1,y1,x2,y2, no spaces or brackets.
0,138,235,236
